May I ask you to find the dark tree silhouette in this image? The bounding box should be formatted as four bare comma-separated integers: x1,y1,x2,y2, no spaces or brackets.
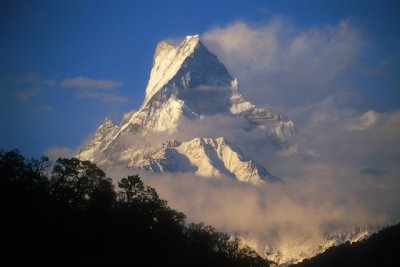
0,149,270,266
1,149,51,263
50,157,116,210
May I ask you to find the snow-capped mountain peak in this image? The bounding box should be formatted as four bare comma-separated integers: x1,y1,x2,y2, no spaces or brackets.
144,34,233,106
79,35,294,183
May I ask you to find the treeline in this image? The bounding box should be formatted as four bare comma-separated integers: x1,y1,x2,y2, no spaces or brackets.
293,222,400,267
0,149,270,266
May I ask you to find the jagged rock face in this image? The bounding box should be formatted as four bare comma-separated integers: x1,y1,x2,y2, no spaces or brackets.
144,35,233,106
78,35,294,183
140,137,276,184
79,118,118,162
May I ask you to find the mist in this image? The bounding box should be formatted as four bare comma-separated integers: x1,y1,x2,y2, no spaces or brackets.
110,18,400,261
106,105,400,261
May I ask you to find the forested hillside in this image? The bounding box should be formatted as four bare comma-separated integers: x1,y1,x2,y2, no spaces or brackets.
0,149,270,266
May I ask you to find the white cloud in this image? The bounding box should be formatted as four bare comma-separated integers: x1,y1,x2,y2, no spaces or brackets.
8,74,127,104
60,76,123,90
203,19,363,109
77,91,129,103
58,76,127,102
344,110,380,131
101,106,400,263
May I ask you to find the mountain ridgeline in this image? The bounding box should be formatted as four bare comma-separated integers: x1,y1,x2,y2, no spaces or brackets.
292,222,400,267
78,35,294,184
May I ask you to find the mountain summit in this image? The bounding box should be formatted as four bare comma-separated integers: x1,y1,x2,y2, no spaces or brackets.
78,35,294,184
144,35,233,105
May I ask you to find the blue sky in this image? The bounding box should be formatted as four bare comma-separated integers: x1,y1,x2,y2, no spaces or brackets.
1,0,399,157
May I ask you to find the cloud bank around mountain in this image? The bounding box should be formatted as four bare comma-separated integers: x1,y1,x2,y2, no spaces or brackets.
132,108,400,260
203,18,369,111
104,18,400,260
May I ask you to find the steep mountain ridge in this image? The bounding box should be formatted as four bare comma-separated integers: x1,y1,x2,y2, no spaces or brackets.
144,35,233,106
78,35,294,183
